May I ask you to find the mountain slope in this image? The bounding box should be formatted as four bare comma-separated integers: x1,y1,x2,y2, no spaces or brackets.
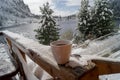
0,0,34,27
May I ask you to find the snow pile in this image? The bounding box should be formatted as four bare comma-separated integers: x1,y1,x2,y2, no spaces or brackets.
66,55,95,70
72,33,120,57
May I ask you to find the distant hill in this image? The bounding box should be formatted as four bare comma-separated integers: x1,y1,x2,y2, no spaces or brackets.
0,0,34,26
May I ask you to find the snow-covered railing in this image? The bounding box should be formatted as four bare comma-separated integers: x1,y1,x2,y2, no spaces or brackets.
2,31,120,80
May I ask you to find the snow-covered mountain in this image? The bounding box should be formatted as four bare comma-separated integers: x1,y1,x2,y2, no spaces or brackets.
0,0,34,27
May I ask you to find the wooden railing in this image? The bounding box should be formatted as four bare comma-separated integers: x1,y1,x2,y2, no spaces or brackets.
1,30,120,80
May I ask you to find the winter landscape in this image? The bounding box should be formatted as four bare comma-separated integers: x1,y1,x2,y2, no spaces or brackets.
0,0,120,80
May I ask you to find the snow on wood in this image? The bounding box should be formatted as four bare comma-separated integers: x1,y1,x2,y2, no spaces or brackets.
66,55,95,70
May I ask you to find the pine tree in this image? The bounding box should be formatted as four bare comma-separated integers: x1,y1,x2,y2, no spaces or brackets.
75,0,91,43
34,2,59,45
75,0,116,44
93,0,116,38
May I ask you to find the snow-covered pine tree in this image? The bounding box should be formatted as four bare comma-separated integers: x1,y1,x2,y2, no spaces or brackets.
74,0,91,43
93,0,115,38
34,2,59,45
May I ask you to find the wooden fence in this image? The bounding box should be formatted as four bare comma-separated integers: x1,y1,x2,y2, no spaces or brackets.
1,30,120,80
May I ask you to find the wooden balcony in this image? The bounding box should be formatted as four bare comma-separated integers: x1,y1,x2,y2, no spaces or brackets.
1,30,120,80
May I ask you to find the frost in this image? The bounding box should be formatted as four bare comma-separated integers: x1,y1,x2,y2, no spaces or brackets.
79,22,83,25
83,20,86,24
108,9,113,14
102,12,104,15
103,16,105,20
104,8,107,11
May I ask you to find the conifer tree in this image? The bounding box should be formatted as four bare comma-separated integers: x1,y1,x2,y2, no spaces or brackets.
35,2,59,45
75,0,116,44
75,0,91,43
93,0,115,38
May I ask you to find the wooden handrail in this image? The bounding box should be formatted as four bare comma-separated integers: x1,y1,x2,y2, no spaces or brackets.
2,30,120,80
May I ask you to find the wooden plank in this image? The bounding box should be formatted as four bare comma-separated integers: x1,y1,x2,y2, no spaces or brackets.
92,59,120,75
5,38,27,80
79,66,99,80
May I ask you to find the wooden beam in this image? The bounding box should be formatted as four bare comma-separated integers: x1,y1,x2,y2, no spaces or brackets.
92,59,120,75
79,66,99,80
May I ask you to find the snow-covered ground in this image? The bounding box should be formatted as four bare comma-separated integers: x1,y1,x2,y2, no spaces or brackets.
0,43,10,62
1,18,38,28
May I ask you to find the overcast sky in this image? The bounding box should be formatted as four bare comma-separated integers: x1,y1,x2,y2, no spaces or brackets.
23,0,93,17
